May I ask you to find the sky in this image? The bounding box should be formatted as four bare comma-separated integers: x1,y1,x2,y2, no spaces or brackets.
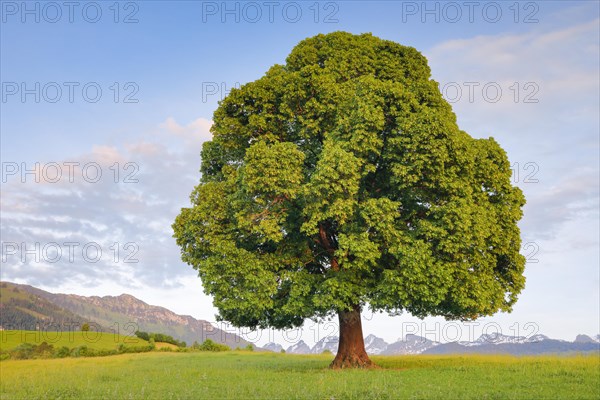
1,1,598,348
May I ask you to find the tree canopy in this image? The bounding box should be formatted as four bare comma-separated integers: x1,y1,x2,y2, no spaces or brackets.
173,32,526,346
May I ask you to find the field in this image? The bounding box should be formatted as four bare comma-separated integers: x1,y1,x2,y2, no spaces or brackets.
0,330,148,351
154,342,179,350
1,351,598,399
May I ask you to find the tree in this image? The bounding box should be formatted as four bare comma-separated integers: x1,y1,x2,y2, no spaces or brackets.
81,323,90,332
134,330,150,341
173,32,526,368
196,339,230,352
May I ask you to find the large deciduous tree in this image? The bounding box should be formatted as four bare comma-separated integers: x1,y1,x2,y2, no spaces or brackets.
173,32,526,368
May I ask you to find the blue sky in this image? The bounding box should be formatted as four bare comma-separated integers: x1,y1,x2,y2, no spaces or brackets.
1,1,598,346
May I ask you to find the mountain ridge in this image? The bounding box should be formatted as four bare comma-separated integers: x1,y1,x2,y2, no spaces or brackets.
3,282,598,356
0,282,252,349
281,333,600,355
0,282,93,331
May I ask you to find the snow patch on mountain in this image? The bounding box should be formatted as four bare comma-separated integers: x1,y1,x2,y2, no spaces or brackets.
286,340,311,354
384,334,439,355
311,336,339,354
471,332,550,346
263,342,283,352
365,334,389,355
524,334,549,343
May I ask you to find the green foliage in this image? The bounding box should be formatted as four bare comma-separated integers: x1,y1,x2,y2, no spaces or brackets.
35,341,54,358
135,330,186,347
193,339,230,352
9,343,36,360
81,323,90,332
134,331,150,341
321,349,332,355
6,342,57,360
55,346,71,358
173,32,526,329
71,345,91,357
116,344,154,355
151,333,186,348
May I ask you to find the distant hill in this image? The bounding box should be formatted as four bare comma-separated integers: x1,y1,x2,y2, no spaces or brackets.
0,282,252,349
0,282,93,331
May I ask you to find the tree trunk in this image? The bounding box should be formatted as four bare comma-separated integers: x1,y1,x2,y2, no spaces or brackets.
330,305,377,369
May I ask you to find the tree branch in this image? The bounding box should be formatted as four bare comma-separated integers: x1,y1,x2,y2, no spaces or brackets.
318,222,339,271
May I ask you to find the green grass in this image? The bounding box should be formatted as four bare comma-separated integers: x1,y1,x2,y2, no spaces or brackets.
0,330,148,351
1,351,598,399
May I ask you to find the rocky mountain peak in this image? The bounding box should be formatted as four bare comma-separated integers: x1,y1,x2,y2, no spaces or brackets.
286,340,311,354
574,334,595,343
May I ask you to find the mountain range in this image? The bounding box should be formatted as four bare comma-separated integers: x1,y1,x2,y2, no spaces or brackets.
2,281,598,356
270,332,600,355
0,282,252,349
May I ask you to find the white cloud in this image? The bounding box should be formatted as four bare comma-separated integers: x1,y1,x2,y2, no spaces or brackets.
160,117,213,145
425,16,599,244
428,18,599,80
520,167,599,241
425,17,599,141
417,13,600,340
0,117,211,292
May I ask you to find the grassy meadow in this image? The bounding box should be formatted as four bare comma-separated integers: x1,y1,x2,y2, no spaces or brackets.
0,330,148,351
1,351,598,399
